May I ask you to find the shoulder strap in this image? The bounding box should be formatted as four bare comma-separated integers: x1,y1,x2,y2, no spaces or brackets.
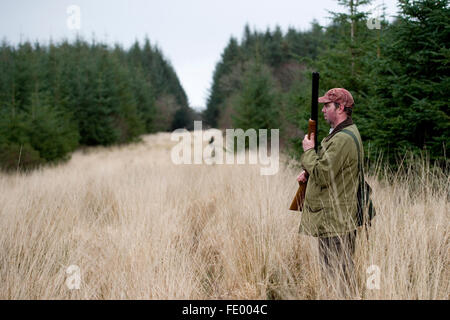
341,129,376,226
340,129,365,192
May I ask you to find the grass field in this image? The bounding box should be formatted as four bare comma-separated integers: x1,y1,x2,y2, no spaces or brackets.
0,132,448,299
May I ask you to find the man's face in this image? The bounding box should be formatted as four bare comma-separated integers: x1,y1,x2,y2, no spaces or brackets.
322,102,338,127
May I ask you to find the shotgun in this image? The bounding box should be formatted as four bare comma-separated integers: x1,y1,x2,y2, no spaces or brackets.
289,72,319,211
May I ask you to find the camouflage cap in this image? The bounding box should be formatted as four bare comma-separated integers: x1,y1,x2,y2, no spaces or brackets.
318,88,355,108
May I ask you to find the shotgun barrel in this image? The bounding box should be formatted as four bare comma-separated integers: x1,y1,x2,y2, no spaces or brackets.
289,72,319,211
311,72,319,152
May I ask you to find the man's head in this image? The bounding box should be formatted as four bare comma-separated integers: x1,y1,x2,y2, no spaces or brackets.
318,88,354,128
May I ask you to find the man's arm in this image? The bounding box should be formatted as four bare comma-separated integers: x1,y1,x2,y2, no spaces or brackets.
300,138,350,188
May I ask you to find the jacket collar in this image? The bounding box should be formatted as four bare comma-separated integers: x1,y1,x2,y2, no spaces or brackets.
325,117,353,142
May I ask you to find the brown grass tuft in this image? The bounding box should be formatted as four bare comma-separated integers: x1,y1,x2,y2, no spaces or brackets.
0,132,448,299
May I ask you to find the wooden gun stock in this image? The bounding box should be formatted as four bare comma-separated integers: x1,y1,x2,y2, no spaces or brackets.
289,119,316,211
306,119,316,140
289,180,307,211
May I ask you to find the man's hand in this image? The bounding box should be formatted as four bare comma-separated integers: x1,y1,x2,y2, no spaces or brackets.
302,132,315,152
297,170,309,183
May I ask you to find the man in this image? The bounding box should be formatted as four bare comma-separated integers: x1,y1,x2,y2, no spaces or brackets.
297,88,363,295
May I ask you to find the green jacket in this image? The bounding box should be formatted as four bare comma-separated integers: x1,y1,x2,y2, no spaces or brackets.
299,118,363,238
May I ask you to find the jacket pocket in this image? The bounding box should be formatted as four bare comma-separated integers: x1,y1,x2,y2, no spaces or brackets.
300,205,325,237
307,205,323,213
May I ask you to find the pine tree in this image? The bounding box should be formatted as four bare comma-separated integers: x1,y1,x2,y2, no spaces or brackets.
27,91,79,162
370,0,450,165
232,62,280,131
78,49,119,145
0,36,193,170
111,54,145,143
313,0,383,151
204,37,242,127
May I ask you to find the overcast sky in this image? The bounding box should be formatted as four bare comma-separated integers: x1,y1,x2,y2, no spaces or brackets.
0,0,400,110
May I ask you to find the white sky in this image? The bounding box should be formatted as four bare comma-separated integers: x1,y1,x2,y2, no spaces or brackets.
0,0,399,110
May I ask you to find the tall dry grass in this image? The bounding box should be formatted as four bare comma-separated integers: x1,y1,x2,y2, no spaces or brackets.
0,132,448,299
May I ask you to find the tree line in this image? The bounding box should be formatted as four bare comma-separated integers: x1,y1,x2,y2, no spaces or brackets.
203,0,449,168
0,37,197,170
1,0,447,171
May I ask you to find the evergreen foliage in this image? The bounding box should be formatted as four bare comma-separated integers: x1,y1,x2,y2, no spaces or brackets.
204,0,449,167
232,61,280,131
1,1,448,170
0,37,191,170
369,0,450,165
